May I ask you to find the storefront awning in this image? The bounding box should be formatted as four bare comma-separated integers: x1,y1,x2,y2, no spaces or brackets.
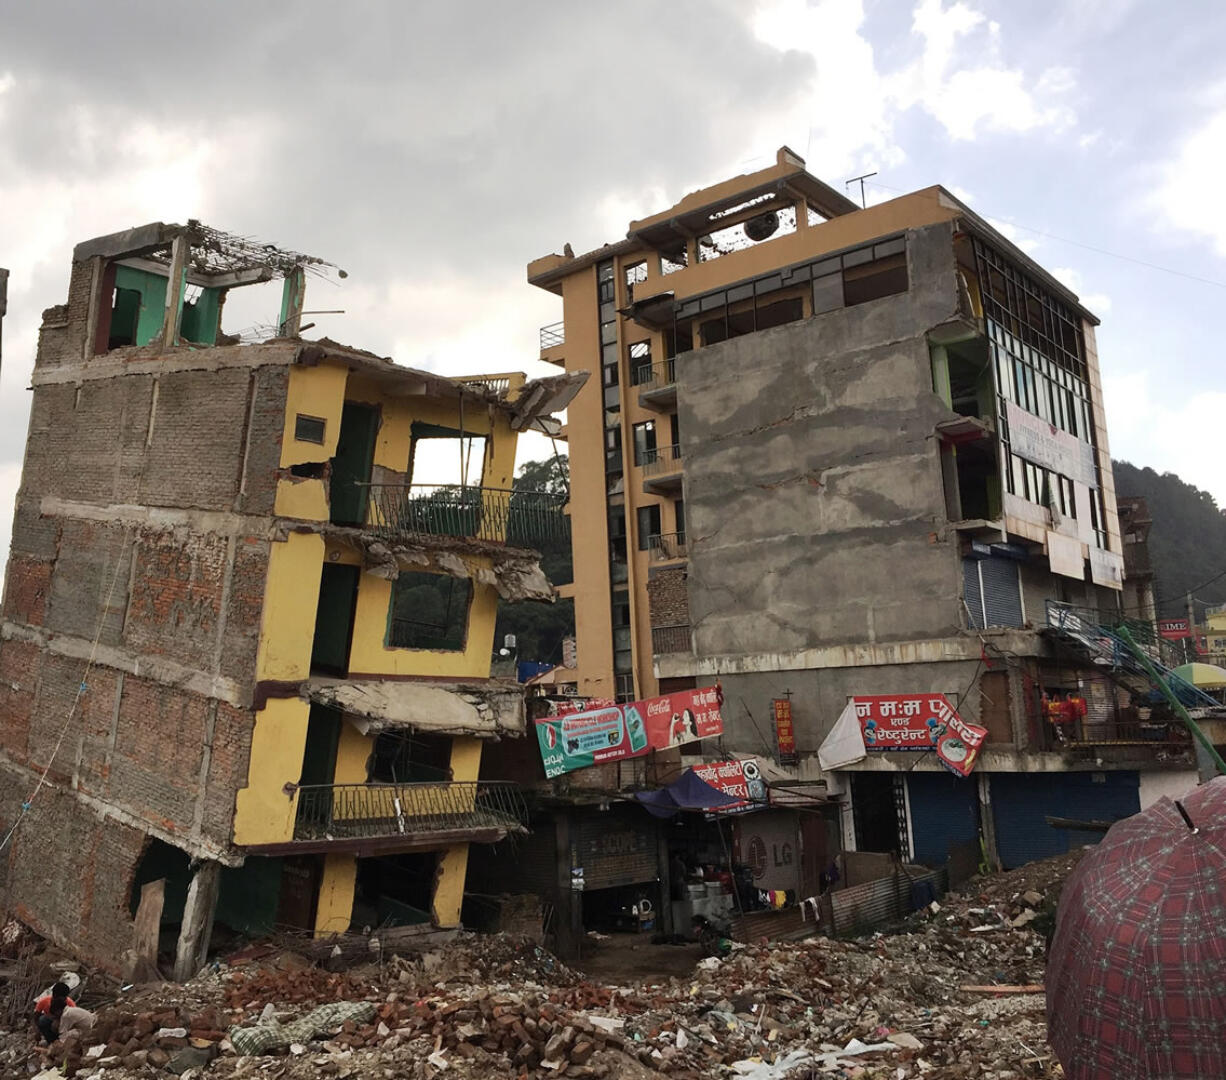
633,770,744,818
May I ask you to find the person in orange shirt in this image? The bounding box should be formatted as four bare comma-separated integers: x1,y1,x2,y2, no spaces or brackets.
33,981,93,1044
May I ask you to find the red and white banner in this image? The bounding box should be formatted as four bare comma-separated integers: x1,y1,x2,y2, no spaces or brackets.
535,686,723,778
691,758,767,813
1158,618,1192,641
854,694,987,777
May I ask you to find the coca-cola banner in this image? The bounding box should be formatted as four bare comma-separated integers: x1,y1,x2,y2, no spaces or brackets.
535,686,723,779
854,694,987,777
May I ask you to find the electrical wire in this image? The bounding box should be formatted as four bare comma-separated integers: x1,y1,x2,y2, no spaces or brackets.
865,179,1226,293
0,529,130,856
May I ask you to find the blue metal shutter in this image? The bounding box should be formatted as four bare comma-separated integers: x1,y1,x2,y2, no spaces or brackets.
990,771,1140,869
981,557,1023,628
906,772,980,867
963,558,984,629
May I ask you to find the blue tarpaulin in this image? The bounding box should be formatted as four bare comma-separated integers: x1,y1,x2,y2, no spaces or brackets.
633,770,743,818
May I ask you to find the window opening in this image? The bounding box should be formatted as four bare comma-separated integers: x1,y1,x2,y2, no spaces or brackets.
637,504,662,551
632,420,657,466
660,249,688,275
624,261,648,302
389,572,472,651
295,414,327,444
697,204,797,263
628,341,653,385
369,731,452,783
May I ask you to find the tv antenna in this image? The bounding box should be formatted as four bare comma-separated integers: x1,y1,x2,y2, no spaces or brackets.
845,171,877,209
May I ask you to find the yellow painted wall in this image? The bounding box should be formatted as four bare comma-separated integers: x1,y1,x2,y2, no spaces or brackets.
234,530,325,845
280,362,349,467
313,853,358,936
346,561,501,678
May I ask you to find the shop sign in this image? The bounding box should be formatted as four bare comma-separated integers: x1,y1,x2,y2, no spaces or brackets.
535,685,724,778
691,758,767,813
1005,401,1097,488
854,694,987,777
772,699,797,762
1158,618,1191,641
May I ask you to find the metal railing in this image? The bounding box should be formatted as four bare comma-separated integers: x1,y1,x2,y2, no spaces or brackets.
1059,719,1192,748
641,444,682,476
294,781,528,842
651,623,692,654
361,484,568,546
540,321,565,350
634,358,676,389
649,531,687,562
457,375,512,395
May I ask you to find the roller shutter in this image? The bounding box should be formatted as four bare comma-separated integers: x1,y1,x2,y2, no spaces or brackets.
962,556,1023,629
990,771,1140,869
907,772,980,868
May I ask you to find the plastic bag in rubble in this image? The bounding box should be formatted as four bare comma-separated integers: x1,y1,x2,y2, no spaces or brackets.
227,1000,375,1056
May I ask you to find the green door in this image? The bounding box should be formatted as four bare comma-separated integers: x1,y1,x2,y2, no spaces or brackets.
330,402,380,525
311,563,360,675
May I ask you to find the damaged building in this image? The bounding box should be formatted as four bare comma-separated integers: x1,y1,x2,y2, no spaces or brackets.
0,221,583,977
526,147,1222,892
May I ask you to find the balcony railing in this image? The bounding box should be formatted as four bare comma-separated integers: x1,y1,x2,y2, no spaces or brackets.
641,444,682,477
540,321,565,350
652,623,691,654
633,358,676,389
649,531,687,562
1060,720,1192,748
457,375,512,395
362,484,568,547
294,781,528,842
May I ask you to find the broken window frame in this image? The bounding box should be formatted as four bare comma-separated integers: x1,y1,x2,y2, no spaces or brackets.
387,571,472,652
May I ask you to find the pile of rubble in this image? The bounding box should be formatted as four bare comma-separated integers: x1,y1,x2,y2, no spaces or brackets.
0,853,1085,1079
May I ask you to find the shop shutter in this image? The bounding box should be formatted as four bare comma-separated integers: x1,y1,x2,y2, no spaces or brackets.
906,772,980,868
963,558,984,629
990,771,1140,869
980,556,1023,628
574,810,659,890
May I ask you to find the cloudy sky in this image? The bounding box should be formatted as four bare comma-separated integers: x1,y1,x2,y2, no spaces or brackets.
2,0,1224,556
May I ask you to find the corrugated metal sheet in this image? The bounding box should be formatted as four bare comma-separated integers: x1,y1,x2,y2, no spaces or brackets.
991,771,1140,869
907,773,980,868
827,867,948,937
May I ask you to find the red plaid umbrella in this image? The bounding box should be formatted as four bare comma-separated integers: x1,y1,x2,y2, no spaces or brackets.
1047,777,1226,1078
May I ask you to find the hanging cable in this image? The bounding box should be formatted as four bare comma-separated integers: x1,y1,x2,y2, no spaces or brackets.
0,528,131,856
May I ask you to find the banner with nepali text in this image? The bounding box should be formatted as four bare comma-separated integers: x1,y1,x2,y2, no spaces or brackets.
854,694,987,777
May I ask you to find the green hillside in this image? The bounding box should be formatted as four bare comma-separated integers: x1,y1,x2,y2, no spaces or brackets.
1113,460,1226,618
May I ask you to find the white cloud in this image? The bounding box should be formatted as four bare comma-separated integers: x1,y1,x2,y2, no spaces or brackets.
1104,371,1226,505
1151,105,1226,257
747,0,1078,187
1050,266,1112,313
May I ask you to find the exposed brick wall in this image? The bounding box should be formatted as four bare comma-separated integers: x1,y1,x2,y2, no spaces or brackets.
0,764,148,975
124,529,229,667
240,366,289,517
0,640,41,769
3,555,51,626
32,259,95,372
646,567,689,628
220,536,270,682
44,520,130,646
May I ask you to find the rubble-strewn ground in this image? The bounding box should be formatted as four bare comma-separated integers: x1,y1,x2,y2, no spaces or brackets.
0,851,1087,1080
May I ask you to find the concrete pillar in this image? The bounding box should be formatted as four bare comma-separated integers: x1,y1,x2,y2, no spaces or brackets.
173,861,221,982
432,843,470,927
655,825,674,935
977,772,1000,873
553,814,582,966
160,233,190,347
313,853,357,937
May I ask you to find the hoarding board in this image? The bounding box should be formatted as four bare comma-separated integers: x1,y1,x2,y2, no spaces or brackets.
535,685,723,778
854,694,987,777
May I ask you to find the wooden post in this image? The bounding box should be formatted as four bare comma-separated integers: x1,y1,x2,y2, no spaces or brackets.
173,861,221,982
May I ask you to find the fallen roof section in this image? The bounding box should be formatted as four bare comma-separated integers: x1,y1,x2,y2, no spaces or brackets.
303,676,525,738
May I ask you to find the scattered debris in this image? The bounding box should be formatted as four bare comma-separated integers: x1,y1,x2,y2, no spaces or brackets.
0,853,1085,1078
